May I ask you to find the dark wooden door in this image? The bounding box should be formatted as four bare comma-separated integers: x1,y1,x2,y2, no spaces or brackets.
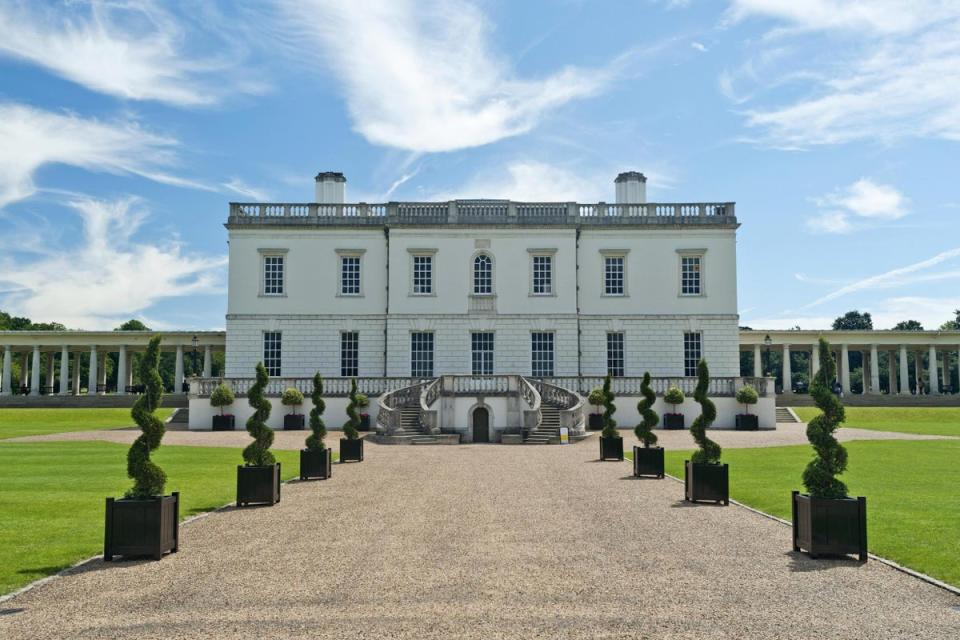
473,407,489,443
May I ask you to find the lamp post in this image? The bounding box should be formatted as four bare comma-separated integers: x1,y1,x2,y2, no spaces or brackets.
191,335,199,378
763,334,772,386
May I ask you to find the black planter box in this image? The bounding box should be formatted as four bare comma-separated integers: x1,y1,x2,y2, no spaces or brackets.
633,446,665,478
792,491,867,561
588,413,604,430
599,436,624,461
735,414,759,431
340,438,364,462
237,463,281,507
212,414,235,431
300,448,332,480
684,461,729,505
284,414,305,430
663,413,685,430
358,414,371,431
104,492,179,561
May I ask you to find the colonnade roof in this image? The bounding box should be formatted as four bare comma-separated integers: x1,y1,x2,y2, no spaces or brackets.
739,329,960,348
0,331,225,349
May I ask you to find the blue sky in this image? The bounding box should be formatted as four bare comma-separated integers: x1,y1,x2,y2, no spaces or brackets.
1,0,959,331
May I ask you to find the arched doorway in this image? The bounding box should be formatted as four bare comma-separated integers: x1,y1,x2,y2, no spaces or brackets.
472,407,490,443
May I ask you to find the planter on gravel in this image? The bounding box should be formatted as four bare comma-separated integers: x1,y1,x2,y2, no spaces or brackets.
340,438,364,462
104,492,179,561
588,413,604,430
300,448,332,480
237,463,281,507
284,414,306,430
212,414,235,431
599,436,624,461
632,446,664,478
792,491,867,561
684,461,729,505
662,413,685,430
735,414,759,431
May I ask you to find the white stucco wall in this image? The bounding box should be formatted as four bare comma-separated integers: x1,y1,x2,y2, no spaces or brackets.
588,395,776,431
189,396,366,431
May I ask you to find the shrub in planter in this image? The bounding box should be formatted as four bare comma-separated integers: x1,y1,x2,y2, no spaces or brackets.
684,360,728,505
281,387,306,430
209,383,235,431
633,372,664,478
300,372,332,480
598,376,623,461
793,338,867,561
340,378,364,462
237,362,280,507
662,385,685,429
355,392,371,430
587,387,605,430
104,335,178,561
735,384,759,431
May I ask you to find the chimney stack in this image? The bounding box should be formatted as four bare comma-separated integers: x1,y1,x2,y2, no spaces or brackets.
315,172,346,204
614,171,647,204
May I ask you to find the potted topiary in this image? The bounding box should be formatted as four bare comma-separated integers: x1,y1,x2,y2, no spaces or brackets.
662,385,685,429
792,338,867,561
340,378,364,462
587,387,605,430
735,385,759,430
104,335,178,561
633,372,664,478
356,392,371,431
281,387,306,430
684,359,728,505
300,373,332,480
598,375,623,460
210,383,236,431
237,362,280,507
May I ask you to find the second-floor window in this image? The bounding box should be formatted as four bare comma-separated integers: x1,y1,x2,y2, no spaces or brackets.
683,331,702,377
341,331,358,377
471,331,494,375
473,254,492,295
681,255,702,295
340,255,361,295
531,332,554,377
263,255,284,295
532,255,553,295
607,332,624,376
413,255,433,295
411,332,434,377
604,256,625,295
263,331,282,376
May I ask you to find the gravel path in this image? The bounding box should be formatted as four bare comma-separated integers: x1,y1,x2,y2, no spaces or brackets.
6,428,354,452
2,441,957,639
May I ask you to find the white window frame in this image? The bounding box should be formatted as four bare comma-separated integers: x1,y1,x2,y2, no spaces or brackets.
340,331,359,377
410,332,434,377
528,249,556,297
683,331,702,377
472,253,494,296
678,249,706,297
531,331,555,377
263,331,282,377
258,249,288,297
471,331,495,375
607,332,625,377
409,249,437,296
601,250,629,297
337,249,365,297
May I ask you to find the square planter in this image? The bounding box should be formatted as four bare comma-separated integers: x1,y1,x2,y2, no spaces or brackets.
735,414,759,431
684,460,729,505
632,446,665,478
340,438,364,462
792,491,867,561
212,414,235,431
300,448,332,480
588,413,604,430
284,414,305,430
663,413,685,430
104,492,179,561
237,463,281,507
358,414,371,431
599,436,624,461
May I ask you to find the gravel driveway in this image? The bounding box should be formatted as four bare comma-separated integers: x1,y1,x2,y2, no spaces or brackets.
2,441,957,639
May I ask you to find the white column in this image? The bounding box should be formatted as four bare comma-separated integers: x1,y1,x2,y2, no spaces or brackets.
127,355,134,387
30,346,41,396
899,345,910,394
887,351,896,395
811,346,820,380
72,354,80,395
203,345,212,377
174,345,184,393
869,345,880,394
1,346,11,395
87,346,98,395
59,346,69,394
929,345,939,395
116,345,127,396
840,344,850,394
782,344,792,393
752,344,761,377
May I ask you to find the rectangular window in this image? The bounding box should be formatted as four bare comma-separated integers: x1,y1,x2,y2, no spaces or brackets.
683,332,702,377
411,332,434,377
471,332,494,375
532,255,553,295
681,255,701,295
531,332,555,377
604,256,625,295
340,256,361,295
340,331,359,377
263,331,282,377
607,332,625,377
263,255,284,295
413,255,433,295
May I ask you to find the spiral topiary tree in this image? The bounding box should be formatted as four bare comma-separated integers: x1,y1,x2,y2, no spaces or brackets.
690,359,721,464
126,335,166,499
634,372,659,448
802,338,848,498
305,373,326,452
600,375,619,439
243,362,275,466
343,378,361,440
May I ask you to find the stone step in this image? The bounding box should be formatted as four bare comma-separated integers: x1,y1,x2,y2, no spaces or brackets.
775,407,799,423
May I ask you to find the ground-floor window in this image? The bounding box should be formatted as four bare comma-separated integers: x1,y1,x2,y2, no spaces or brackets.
683,331,702,377
607,332,624,377
411,332,434,377
531,332,554,377
471,332,494,375
341,331,359,377
263,331,282,377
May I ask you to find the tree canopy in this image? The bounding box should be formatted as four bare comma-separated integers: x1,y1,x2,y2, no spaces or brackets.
832,310,873,330
893,320,924,331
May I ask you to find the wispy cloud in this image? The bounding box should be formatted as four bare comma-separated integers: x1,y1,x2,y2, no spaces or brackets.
0,196,226,329
807,178,908,234
222,178,270,201
691,41,708,52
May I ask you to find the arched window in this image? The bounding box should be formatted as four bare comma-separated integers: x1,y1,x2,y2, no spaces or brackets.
473,254,492,294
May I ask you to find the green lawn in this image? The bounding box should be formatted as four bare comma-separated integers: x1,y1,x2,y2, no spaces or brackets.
0,408,174,439
792,406,960,437
0,441,325,595
629,439,960,587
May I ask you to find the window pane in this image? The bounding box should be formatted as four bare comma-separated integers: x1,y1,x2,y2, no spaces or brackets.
340,256,361,295
681,256,701,295
607,332,624,377
604,256,624,295
411,332,434,377
532,255,552,294
263,255,284,295
683,332,702,377
341,331,359,377
473,254,492,294
263,332,282,377
471,332,494,375
531,332,554,377
413,256,433,294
